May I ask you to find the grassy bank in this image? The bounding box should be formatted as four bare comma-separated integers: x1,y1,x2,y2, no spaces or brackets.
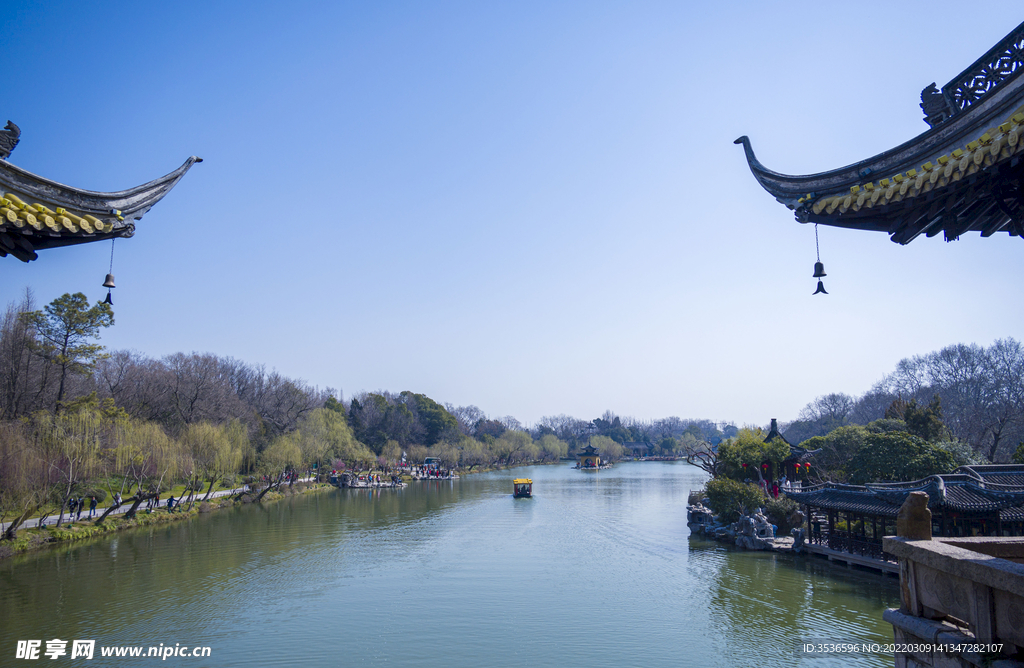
0,482,333,560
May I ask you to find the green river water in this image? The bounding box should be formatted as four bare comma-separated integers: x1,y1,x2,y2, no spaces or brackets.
1,462,898,667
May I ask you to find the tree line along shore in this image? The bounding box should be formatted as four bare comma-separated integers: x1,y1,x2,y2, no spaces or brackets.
3,289,1022,551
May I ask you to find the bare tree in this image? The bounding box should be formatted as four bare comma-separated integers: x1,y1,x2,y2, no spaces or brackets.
800,393,855,431
164,353,245,427
445,403,485,436
0,289,44,419
95,350,172,422
877,339,1024,461
653,416,686,438
977,339,1024,461
498,415,523,432
848,384,896,425
681,433,719,477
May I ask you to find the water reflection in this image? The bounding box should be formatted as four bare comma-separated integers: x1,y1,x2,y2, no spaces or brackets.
1,463,898,667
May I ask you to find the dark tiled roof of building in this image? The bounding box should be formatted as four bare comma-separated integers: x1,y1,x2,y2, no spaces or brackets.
1001,507,1024,521
788,465,1024,517
957,464,1024,487
788,484,902,517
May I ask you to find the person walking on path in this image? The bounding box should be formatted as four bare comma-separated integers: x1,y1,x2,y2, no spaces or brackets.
76,497,85,521
88,496,97,518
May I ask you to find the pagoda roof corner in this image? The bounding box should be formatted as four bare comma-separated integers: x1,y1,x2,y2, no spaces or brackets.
0,155,201,262
737,19,1024,244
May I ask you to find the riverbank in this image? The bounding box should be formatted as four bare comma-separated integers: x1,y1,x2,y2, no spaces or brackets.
0,460,603,560
0,461,901,668
0,481,333,560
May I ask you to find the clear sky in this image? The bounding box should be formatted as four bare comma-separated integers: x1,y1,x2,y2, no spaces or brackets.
2,1,1021,427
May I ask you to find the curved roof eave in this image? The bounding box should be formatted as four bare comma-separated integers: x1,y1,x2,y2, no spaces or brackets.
735,68,1024,210
0,156,201,262
0,156,202,221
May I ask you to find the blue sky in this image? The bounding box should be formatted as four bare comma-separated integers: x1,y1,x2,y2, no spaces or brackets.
2,1,1021,426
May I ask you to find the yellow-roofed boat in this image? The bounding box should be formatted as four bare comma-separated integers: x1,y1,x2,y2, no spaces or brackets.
512,479,532,498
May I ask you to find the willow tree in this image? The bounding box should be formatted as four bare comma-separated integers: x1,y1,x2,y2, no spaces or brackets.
0,420,50,540
34,408,104,527
493,431,537,466
589,435,623,462
537,434,568,461
180,421,244,508
105,419,181,521
255,433,301,501
295,407,358,477
380,440,402,470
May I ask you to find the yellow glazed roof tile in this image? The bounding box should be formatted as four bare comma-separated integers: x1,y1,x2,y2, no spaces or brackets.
0,191,109,234
811,104,1024,216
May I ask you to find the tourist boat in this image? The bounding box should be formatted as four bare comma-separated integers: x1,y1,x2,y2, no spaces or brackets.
513,479,532,498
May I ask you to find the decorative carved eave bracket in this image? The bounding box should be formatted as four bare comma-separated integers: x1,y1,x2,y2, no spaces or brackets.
925,19,1024,128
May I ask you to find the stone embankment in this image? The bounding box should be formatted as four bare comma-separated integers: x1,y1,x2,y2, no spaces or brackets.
0,479,312,533
686,495,801,553
0,478,325,560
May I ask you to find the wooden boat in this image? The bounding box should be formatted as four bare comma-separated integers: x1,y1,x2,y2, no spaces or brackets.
513,478,532,498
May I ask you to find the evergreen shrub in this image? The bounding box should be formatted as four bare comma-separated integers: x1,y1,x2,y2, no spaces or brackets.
764,496,800,535
705,478,765,523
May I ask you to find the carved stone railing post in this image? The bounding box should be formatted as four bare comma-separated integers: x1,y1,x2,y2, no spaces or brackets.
896,491,932,540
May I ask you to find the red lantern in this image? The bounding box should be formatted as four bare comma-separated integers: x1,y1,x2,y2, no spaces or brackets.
742,463,747,468
762,464,768,470
804,463,811,470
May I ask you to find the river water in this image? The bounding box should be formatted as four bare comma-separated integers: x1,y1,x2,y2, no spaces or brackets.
1,462,898,667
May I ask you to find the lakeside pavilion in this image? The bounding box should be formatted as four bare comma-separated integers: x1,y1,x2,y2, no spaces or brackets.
787,465,1024,566
737,19,1024,246
577,443,601,468
760,419,819,484
0,121,199,262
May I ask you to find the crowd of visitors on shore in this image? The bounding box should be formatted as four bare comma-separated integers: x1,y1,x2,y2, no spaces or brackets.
413,466,457,479
743,474,798,500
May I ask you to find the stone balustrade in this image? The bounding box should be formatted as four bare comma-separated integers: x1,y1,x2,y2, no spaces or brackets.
883,535,1024,668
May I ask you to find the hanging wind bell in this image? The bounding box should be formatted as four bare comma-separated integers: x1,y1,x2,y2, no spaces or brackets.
812,224,828,295
102,238,115,305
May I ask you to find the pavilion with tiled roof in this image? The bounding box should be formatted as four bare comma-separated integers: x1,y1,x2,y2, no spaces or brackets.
0,122,199,262
737,20,1024,244
762,418,818,483
787,465,1024,564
